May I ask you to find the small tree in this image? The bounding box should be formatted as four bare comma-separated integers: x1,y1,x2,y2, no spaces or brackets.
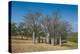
11,22,17,36
18,22,25,39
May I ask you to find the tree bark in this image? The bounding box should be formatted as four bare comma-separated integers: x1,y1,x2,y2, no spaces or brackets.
51,37,55,45
33,32,35,44
46,33,50,44
59,35,62,46
38,36,40,43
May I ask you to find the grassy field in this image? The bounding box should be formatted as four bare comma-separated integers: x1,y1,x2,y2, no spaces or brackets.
11,37,78,53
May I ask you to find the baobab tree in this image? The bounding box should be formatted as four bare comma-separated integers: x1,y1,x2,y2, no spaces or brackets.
41,10,72,46
23,12,41,44
21,10,72,46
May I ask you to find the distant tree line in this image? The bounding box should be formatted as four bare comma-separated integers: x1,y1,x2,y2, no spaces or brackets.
68,32,78,43
11,10,77,46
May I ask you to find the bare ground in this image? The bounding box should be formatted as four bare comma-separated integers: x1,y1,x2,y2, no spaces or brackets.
11,38,78,53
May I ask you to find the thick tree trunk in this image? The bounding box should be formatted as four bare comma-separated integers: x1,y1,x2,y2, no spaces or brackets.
49,36,51,44
42,37,45,43
44,37,46,43
37,36,40,43
51,37,55,45
33,32,35,44
57,38,59,44
55,38,57,45
46,33,50,44
59,35,62,46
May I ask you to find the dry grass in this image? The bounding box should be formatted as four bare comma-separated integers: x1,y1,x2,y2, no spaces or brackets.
11,38,78,53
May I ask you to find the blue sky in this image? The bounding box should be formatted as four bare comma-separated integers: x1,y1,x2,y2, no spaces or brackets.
10,1,78,32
